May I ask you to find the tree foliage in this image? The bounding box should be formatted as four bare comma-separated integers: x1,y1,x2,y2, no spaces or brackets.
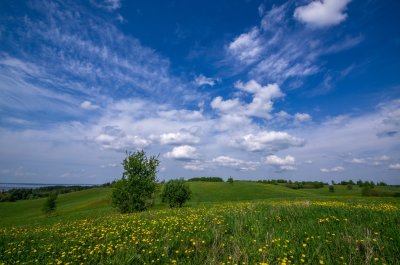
112,150,159,213
42,193,58,215
188,177,223,182
161,178,191,208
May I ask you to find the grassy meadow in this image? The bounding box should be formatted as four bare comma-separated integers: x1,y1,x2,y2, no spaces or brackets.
0,182,399,264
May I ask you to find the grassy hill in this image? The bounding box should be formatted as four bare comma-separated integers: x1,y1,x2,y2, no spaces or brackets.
0,181,397,227
1,182,399,264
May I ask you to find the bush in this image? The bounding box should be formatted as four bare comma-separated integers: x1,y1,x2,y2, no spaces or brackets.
361,186,380,196
161,179,191,208
43,193,58,215
227,177,234,184
347,184,353,190
329,185,335,192
112,150,159,213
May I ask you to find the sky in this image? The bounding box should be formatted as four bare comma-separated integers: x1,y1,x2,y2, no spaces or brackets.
0,0,400,184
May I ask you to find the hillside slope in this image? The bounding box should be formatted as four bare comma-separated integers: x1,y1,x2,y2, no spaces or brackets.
1,182,395,227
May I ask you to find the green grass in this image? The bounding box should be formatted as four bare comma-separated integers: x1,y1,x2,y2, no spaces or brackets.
0,188,113,227
0,182,399,264
1,182,398,227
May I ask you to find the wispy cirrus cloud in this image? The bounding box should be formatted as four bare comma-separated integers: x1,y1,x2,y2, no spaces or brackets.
224,2,361,88
0,0,201,124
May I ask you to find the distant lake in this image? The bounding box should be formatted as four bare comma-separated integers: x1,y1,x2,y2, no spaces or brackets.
0,183,95,192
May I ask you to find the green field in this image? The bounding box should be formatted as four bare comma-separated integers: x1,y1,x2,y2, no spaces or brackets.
1,182,399,264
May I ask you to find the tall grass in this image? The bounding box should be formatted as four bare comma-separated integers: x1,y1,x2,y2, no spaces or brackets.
1,199,399,264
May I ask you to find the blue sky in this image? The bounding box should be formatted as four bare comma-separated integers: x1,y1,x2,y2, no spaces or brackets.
0,0,399,184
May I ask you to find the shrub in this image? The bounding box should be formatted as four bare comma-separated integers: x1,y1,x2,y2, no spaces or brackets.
329,185,335,192
112,150,159,213
227,177,234,184
43,193,58,215
347,184,353,190
361,186,380,196
161,179,191,208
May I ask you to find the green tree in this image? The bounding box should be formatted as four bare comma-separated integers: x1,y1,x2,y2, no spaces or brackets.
227,177,234,184
112,150,159,213
161,178,191,208
329,185,335,192
43,193,58,215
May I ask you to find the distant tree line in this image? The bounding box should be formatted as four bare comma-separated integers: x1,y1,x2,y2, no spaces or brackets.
188,177,224,182
0,185,94,202
257,179,326,189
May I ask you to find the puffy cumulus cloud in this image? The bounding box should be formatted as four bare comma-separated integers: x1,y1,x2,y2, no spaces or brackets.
235,81,284,119
94,132,150,151
233,131,305,152
215,114,252,132
294,113,312,124
80,100,99,110
194,74,220,87
320,166,345,173
294,0,351,28
211,97,243,114
389,163,400,170
228,27,262,63
210,80,284,121
212,156,259,171
165,145,199,160
150,128,200,145
264,155,296,171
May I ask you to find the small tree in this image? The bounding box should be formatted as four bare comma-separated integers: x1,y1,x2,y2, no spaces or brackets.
43,193,58,215
161,178,191,208
329,185,335,192
347,184,353,190
227,177,234,184
112,150,159,213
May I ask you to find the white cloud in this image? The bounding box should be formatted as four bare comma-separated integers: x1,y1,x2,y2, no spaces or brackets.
194,74,220,87
165,145,199,160
211,97,243,114
294,113,312,124
233,131,305,152
210,80,284,121
376,155,391,161
91,0,121,11
294,0,351,28
235,81,284,119
94,132,150,151
389,163,400,170
228,27,262,63
153,130,200,145
212,156,259,171
348,158,367,164
225,3,360,85
183,161,206,171
264,155,296,171
320,166,345,173
80,101,99,110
